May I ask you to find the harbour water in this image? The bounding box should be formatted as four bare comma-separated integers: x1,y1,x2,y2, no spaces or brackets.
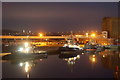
1,46,120,79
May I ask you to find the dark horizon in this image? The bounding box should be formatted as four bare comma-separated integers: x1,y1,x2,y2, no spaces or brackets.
2,2,118,33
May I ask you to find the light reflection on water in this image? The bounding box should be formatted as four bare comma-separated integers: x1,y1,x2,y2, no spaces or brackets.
1,48,120,79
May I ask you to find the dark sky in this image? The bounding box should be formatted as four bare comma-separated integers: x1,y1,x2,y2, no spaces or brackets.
2,2,118,32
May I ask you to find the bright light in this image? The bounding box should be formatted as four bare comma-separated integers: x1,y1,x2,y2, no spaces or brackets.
92,58,96,62
38,51,46,53
103,55,105,58
27,74,30,78
74,57,77,60
19,63,23,67
25,48,29,53
85,33,89,37
24,42,29,48
39,59,43,61
103,43,107,45
69,58,72,61
27,36,29,38
63,44,67,47
75,35,83,37
18,48,23,52
82,53,84,55
64,59,68,61
77,55,80,58
91,33,96,37
25,62,29,72
103,36,106,38
93,55,95,57
39,33,43,37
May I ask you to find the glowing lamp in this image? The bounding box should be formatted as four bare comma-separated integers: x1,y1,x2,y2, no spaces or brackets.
39,33,43,37
91,33,96,37
85,33,89,37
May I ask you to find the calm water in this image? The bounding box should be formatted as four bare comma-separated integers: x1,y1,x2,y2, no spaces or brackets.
1,46,120,79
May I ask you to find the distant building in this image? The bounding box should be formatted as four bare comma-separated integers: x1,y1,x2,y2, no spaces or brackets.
101,31,108,38
102,17,120,40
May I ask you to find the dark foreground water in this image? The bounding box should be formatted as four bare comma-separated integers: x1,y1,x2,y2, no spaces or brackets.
1,47,120,79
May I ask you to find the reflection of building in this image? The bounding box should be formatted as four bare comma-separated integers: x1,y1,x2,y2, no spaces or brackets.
102,17,120,40
100,50,120,80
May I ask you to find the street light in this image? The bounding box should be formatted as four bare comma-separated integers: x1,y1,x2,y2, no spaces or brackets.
85,33,89,37
39,33,43,37
91,33,96,37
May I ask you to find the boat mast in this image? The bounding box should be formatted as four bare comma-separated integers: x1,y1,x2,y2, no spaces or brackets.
67,31,75,45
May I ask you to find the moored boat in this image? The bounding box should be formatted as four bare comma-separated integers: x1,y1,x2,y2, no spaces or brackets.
84,40,105,52
2,42,47,60
84,42,97,51
59,33,83,52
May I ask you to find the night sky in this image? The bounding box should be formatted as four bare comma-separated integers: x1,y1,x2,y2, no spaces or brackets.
2,2,118,32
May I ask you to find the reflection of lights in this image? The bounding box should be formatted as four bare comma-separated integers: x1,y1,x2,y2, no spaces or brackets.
18,61,33,78
92,58,96,62
64,55,80,65
71,61,75,64
27,74,30,78
25,62,29,72
68,61,75,65
93,55,95,57
82,53,84,55
89,55,96,63
19,63,23,67
102,55,105,58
